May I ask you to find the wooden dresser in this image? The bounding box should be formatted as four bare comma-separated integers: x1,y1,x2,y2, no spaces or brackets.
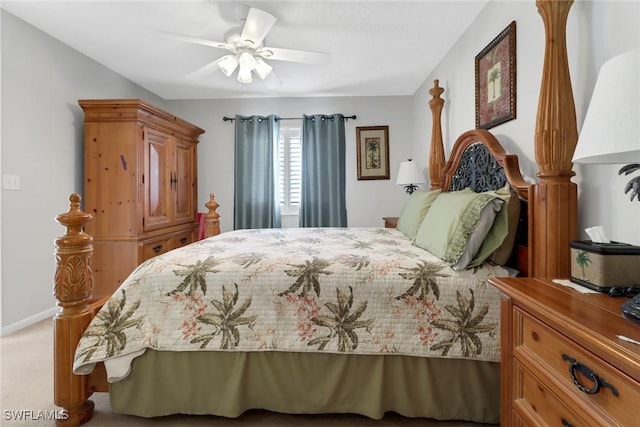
490,277,640,426
80,99,205,297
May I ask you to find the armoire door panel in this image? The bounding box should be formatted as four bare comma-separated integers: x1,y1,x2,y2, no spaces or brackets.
174,139,195,224
144,128,173,231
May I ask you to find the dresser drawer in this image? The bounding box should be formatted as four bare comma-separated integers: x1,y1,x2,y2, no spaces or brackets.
513,361,592,427
515,307,640,426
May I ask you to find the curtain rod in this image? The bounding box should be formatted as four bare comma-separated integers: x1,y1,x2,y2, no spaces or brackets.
223,115,357,122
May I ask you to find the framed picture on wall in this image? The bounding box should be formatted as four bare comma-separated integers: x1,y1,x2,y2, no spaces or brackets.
475,21,517,130
356,126,390,180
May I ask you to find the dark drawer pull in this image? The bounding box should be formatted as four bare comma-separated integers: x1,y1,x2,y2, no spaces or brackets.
561,418,574,427
562,354,619,397
152,244,163,253
180,237,188,244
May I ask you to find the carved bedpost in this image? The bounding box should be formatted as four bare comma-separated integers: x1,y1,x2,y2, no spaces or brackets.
53,194,96,426
204,193,220,238
429,79,446,190
533,0,578,278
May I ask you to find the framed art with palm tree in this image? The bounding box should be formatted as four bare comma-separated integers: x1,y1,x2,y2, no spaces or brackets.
356,125,390,180
475,21,516,130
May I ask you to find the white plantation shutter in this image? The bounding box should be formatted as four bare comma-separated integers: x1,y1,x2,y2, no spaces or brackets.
279,127,302,214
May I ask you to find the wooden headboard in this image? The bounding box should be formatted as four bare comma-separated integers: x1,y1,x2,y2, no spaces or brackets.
424,111,532,275
424,0,578,279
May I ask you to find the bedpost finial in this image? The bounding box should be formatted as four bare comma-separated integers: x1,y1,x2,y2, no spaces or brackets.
56,193,93,237
206,193,219,212
54,194,94,305
429,79,444,100
204,193,221,238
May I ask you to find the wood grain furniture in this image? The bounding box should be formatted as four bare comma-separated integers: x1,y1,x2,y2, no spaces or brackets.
531,0,578,279
52,0,583,424
382,216,398,228
79,99,207,297
491,277,640,426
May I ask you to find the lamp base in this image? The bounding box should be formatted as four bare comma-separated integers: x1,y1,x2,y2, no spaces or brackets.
404,184,418,194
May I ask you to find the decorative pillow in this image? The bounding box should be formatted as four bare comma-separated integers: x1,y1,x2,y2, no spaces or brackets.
488,185,521,265
396,189,442,239
464,185,515,269
414,188,503,267
451,198,504,270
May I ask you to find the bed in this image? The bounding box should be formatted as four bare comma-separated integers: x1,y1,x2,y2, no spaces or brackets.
56,128,530,425
52,1,580,425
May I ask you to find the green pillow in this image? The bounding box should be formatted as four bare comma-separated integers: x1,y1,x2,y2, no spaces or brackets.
414,188,503,268
396,189,442,239
468,185,515,268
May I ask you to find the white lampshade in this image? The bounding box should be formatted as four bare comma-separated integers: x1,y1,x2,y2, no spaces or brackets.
237,63,253,84
254,57,273,80
573,49,640,164
396,159,426,188
217,55,239,77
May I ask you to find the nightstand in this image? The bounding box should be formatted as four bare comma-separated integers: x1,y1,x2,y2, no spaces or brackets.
382,217,398,228
490,277,640,426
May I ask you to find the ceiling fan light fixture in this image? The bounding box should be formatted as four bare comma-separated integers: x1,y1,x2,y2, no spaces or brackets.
254,57,272,79
238,51,256,68
217,55,239,77
164,7,328,86
237,63,253,84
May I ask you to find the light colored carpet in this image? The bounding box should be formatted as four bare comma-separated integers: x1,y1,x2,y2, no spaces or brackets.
1,320,497,426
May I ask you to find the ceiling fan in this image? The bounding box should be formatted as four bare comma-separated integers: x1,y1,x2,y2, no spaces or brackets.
160,7,329,84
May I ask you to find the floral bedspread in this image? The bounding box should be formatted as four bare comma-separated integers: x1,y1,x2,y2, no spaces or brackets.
73,228,509,381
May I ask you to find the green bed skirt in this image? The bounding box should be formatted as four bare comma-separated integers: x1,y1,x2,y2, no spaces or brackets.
109,350,500,424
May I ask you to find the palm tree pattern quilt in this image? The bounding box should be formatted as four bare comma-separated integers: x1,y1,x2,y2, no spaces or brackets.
73,228,509,382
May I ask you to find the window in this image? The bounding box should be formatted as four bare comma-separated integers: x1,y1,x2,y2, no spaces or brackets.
279,127,302,215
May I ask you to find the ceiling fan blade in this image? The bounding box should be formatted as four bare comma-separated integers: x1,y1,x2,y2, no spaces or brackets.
157,31,232,51
257,47,330,64
240,8,276,47
186,56,230,80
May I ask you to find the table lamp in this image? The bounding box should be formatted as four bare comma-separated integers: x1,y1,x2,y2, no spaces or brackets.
396,159,426,194
572,49,640,201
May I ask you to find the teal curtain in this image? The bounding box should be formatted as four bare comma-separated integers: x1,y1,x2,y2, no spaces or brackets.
234,115,281,229
299,114,347,227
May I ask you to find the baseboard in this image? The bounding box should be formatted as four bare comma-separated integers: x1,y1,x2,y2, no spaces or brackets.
1,306,57,336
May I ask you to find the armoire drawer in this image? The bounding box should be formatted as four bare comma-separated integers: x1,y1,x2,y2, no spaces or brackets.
515,307,639,426
170,230,195,249
141,236,171,261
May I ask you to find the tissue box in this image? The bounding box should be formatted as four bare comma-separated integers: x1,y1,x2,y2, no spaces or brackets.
570,240,640,292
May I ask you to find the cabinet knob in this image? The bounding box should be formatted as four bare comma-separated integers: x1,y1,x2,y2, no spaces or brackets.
153,245,163,253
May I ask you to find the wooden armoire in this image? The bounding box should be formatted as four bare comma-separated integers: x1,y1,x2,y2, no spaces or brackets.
79,99,205,297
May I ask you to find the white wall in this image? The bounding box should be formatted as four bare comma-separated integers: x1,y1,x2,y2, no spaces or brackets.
412,0,640,246
166,97,414,233
0,10,166,332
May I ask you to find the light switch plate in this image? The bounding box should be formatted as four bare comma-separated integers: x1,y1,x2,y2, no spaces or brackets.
3,174,21,190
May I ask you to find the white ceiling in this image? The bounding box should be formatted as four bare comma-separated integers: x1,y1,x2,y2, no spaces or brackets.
2,0,489,100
